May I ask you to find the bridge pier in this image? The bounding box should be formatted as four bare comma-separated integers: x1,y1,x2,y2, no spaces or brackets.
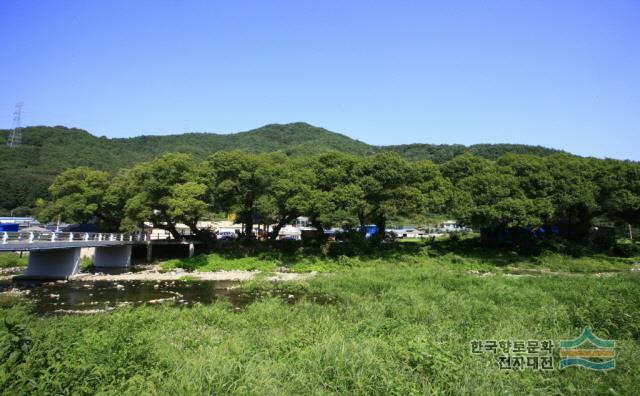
23,248,81,279
94,245,132,268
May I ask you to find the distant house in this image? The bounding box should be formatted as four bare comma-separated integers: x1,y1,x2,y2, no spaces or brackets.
214,220,243,234
407,229,427,238
278,225,302,240
20,226,50,233
441,220,459,231
0,217,40,230
293,216,310,228
388,228,426,238
146,222,192,239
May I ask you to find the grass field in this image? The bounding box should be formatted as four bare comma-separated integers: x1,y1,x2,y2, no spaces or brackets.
1,241,639,395
0,252,27,268
161,237,639,275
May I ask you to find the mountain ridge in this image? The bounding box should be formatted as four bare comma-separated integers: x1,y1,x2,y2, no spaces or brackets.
0,122,564,212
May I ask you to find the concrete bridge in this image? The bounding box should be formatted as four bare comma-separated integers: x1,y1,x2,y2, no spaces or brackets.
1,231,196,279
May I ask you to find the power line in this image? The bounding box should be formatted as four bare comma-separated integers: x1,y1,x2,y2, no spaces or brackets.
7,102,23,148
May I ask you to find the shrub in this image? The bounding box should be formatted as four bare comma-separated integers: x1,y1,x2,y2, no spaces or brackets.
613,242,640,258
0,253,27,268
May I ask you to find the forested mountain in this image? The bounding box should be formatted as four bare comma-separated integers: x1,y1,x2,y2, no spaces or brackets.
1,122,563,212
386,143,563,163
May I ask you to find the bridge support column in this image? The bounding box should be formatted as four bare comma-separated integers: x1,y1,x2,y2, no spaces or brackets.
23,248,81,279
94,245,132,268
188,243,195,258
146,242,153,262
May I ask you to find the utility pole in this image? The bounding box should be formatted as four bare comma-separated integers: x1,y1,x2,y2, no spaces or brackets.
7,103,23,148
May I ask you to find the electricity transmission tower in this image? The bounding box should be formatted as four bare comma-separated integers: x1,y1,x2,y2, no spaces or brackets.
7,102,23,148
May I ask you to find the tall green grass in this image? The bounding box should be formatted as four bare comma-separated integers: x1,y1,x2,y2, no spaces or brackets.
160,240,639,274
1,257,639,394
0,253,27,268
160,253,363,273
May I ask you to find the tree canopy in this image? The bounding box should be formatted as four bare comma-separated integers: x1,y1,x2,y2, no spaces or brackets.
36,148,640,247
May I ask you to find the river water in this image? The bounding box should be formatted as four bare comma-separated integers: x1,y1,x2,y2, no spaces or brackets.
0,268,323,315
1,279,258,315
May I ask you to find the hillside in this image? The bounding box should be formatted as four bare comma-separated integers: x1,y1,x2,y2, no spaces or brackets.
386,143,563,163
0,122,562,212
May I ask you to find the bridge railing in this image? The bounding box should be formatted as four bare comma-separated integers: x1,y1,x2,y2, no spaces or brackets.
0,231,154,245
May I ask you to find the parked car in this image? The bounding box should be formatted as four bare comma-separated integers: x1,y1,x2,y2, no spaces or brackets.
217,231,238,241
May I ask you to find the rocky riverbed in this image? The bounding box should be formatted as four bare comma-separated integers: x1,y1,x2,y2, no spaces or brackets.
76,264,314,282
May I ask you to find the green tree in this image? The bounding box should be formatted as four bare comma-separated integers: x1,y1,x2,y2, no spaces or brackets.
305,152,451,240
102,168,138,231
38,167,111,226
544,154,600,242
454,165,553,231
497,154,554,199
441,154,494,185
206,151,272,241
121,153,210,241
355,153,447,240
304,152,363,236
598,160,640,229
256,156,311,240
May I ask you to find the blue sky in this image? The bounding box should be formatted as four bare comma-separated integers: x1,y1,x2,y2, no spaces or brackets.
1,1,638,160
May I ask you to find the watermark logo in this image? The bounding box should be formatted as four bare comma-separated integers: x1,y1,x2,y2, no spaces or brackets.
470,339,555,370
559,326,615,371
471,327,616,371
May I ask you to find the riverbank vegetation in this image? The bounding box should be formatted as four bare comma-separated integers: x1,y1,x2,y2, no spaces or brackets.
2,246,639,394
0,253,27,269
160,237,639,274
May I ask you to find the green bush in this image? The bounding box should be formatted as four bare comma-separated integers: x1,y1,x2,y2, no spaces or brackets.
0,253,27,268
613,242,640,258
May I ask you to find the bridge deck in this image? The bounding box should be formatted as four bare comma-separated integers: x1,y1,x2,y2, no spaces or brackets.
0,240,140,252
1,232,199,252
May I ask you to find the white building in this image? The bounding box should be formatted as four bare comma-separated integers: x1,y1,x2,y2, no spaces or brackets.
278,225,302,240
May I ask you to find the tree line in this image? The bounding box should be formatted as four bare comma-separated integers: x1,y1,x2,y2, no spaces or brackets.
37,150,640,246
0,124,563,215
